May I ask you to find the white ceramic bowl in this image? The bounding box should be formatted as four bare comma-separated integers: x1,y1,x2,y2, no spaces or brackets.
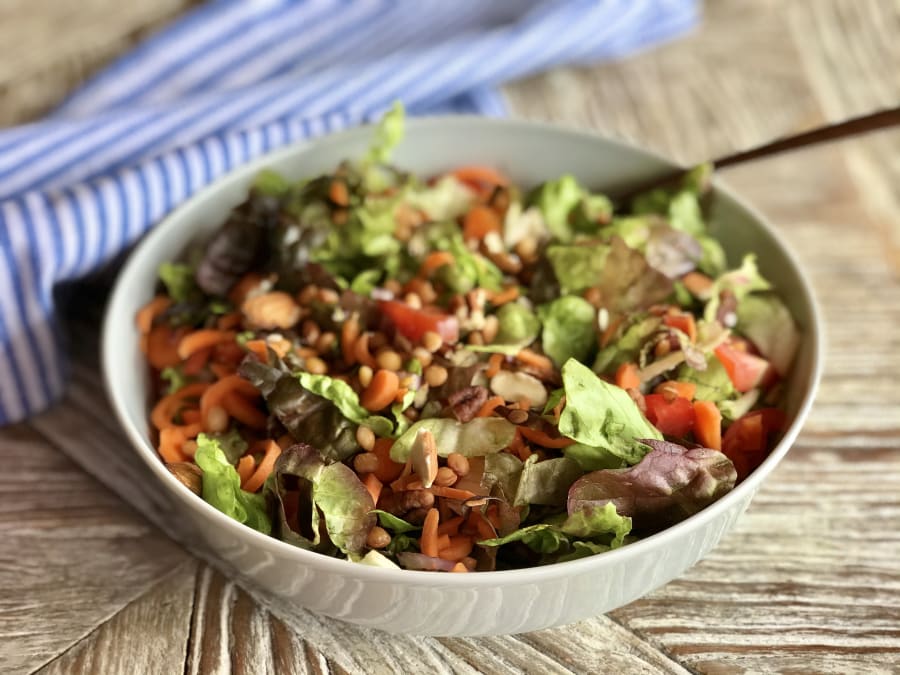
103,117,822,636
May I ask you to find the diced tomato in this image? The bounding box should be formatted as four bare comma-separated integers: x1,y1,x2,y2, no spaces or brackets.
644,394,696,437
378,300,459,344
722,408,787,480
715,343,774,393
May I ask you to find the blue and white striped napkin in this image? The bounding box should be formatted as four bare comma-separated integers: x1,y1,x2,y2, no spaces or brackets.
0,0,698,424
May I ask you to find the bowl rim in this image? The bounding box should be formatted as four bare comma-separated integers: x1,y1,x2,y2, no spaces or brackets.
102,114,823,586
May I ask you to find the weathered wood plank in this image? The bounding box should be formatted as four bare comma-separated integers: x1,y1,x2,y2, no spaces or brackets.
0,425,189,675
37,560,196,675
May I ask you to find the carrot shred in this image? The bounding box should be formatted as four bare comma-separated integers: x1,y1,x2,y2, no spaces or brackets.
216,312,243,330
517,426,575,448
485,354,504,379
420,508,440,557
439,535,474,562
664,313,697,343
451,166,510,197
418,251,455,278
489,286,519,306
222,391,268,430
363,473,383,506
236,455,256,484
328,179,349,207
372,438,405,483
615,362,641,390
242,440,281,493
437,515,464,537
177,329,236,360
158,427,187,463
151,382,209,430
476,395,505,418
693,400,723,450
209,362,234,379
182,347,212,376
201,374,258,423
180,408,202,424
243,339,269,362
136,296,172,334
428,485,477,501
462,205,501,241
515,348,554,373
655,380,698,401
146,324,185,370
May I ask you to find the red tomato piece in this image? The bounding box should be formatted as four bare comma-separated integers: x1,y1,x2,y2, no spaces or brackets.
715,343,774,393
722,408,787,480
644,394,696,437
378,300,459,344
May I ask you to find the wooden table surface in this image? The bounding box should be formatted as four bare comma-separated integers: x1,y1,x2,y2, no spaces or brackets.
2,2,899,673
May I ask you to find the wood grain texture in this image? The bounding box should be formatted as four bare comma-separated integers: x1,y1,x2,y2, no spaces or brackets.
1,0,900,673
37,560,196,675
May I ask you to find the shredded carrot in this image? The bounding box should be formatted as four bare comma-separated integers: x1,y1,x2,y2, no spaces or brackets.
429,485,477,501
361,368,399,411
420,508,440,557
363,473,383,506
518,426,575,448
615,362,641,390
485,354,504,379
236,455,256,484
476,395,505,418
664,313,697,343
222,391,268,430
372,438,404,483
151,382,209,430
693,400,723,450
209,362,234,379
146,324,185,370
655,380,698,401
158,427,187,463
462,205,501,241
243,339,269,362
354,333,378,369
437,515,464,537
436,534,451,550
451,166,510,197
201,374,258,424
515,348,554,373
182,347,212,376
242,440,281,493
177,329,236,360
328,179,349,207
507,430,526,457
439,535,474,562
216,312,243,330
181,408,202,425
136,296,172,334
489,286,519,306
418,251,455,278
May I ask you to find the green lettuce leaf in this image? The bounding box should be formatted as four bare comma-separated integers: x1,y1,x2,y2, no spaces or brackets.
482,453,524,501
404,175,475,221
592,315,662,375
513,455,584,507
252,169,291,197
563,442,627,472
561,502,631,548
389,417,516,463
390,388,416,437
545,243,609,295
704,254,772,323
296,372,393,436
158,262,197,303
538,296,597,368
717,388,760,421
206,428,249,464
478,524,569,554
696,235,728,277
492,302,541,348
675,355,736,403
736,293,799,375
364,101,404,165
371,509,420,534
529,174,611,242
597,236,673,314
160,366,190,395
194,434,271,535
557,540,611,562
558,359,662,465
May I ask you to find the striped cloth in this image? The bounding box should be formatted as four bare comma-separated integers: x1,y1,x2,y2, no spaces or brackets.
0,0,698,425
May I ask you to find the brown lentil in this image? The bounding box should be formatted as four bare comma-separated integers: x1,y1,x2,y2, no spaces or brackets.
353,452,380,474
355,425,375,451
654,339,672,358
297,285,319,305
376,349,403,372
447,453,470,477
301,319,320,344
304,356,328,374
424,364,448,387
384,279,403,295
366,526,391,549
434,466,458,487
206,404,229,433
422,331,443,353
317,288,340,305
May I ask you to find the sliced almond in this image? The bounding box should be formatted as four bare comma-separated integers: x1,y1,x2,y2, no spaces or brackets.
490,370,548,410
410,429,439,489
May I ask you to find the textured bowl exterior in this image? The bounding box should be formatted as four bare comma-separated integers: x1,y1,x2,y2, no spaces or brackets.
103,117,822,636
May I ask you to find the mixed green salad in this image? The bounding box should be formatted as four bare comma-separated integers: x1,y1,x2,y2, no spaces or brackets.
141,104,800,572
